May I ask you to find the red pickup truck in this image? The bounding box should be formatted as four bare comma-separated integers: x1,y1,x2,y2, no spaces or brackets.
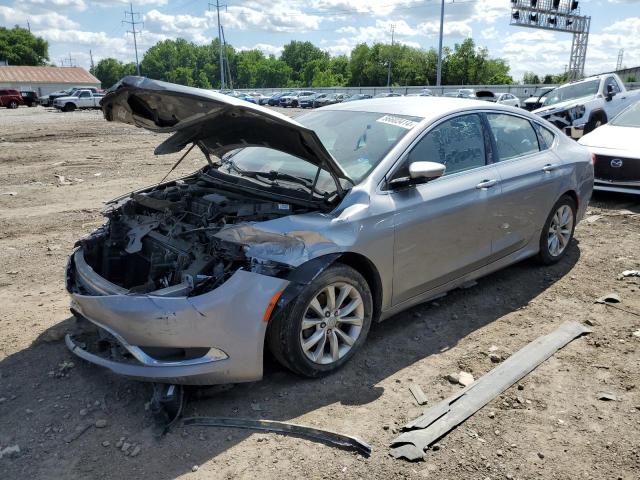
0,89,24,109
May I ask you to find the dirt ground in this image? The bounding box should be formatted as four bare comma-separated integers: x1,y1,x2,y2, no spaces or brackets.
0,106,639,480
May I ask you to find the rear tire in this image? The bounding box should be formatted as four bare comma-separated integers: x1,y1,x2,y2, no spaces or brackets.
8,100,18,109
537,195,576,265
267,263,373,378
63,103,76,112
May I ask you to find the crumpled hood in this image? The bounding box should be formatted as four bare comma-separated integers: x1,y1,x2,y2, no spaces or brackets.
100,76,351,183
533,95,594,116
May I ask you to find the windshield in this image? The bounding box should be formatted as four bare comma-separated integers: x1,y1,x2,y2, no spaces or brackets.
217,110,422,193
611,101,640,127
545,79,599,106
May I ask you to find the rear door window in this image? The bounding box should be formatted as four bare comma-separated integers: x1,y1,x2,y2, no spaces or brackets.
486,113,540,161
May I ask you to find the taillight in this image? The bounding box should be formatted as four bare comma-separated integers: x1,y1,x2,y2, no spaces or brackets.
591,153,596,165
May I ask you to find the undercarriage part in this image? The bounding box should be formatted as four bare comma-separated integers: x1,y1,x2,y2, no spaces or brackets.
150,383,186,434
390,321,591,461
182,416,372,457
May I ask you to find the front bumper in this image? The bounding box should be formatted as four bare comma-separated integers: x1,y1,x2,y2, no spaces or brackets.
66,248,289,385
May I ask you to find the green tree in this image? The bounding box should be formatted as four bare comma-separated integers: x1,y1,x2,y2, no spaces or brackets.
91,58,136,89
522,71,541,84
0,26,48,65
281,41,329,84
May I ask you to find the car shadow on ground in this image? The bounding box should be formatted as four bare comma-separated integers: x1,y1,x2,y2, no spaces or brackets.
590,190,640,212
0,242,580,479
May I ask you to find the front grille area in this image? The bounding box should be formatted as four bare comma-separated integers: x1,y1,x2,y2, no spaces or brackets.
594,155,640,182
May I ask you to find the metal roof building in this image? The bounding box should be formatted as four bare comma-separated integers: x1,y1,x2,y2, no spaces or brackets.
0,66,100,96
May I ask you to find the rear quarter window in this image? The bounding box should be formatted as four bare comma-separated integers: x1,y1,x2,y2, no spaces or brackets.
537,125,556,149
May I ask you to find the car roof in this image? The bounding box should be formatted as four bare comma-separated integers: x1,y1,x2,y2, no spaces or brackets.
320,96,527,120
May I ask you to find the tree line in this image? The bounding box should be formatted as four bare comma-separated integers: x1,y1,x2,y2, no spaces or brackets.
92,38,514,90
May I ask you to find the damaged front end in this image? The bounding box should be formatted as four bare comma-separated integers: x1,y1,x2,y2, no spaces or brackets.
64,172,336,384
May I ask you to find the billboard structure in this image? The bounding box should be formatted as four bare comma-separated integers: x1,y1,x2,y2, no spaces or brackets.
510,0,591,80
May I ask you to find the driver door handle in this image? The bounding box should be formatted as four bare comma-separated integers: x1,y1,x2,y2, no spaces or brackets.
476,179,498,189
542,163,558,172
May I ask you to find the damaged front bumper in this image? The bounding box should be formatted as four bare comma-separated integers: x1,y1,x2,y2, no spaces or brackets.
65,248,289,385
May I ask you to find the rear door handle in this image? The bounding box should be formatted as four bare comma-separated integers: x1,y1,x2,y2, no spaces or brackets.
542,164,558,172
476,179,498,189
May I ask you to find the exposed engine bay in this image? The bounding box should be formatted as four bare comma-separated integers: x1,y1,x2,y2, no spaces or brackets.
78,172,313,296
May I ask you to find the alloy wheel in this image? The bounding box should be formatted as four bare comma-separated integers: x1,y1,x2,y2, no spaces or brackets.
547,204,573,257
299,282,364,365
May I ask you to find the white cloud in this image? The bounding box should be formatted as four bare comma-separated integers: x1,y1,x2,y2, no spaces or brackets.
90,0,168,6
417,19,473,38
238,43,284,57
22,0,87,11
221,4,322,33
0,5,79,29
143,9,212,44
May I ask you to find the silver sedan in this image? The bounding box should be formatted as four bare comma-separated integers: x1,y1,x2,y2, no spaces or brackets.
65,77,594,385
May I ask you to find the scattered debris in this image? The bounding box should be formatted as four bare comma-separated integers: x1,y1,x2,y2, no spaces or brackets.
1,191,17,196
409,384,429,406
191,465,199,472
183,417,372,457
390,322,591,461
95,419,108,428
55,174,72,186
584,214,603,224
595,293,621,304
102,440,110,447
130,445,141,457
64,423,92,443
0,444,20,459
597,392,618,401
458,372,475,387
620,270,640,278
489,353,501,363
633,330,640,338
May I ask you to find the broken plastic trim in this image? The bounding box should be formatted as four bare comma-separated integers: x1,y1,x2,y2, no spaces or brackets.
182,417,372,457
390,321,591,461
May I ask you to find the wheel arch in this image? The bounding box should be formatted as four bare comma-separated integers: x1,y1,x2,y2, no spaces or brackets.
560,189,579,211
335,252,383,323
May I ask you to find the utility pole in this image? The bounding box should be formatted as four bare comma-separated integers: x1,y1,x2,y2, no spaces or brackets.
27,20,31,32
221,25,233,89
123,3,142,76
387,24,395,89
209,1,226,90
89,49,95,71
436,0,445,86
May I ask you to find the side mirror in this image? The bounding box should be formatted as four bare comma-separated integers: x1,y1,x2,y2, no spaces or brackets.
409,161,446,180
606,84,615,100
387,161,446,189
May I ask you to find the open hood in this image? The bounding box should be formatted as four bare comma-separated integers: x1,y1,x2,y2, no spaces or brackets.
100,77,352,186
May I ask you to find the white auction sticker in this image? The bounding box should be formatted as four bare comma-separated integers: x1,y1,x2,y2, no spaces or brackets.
376,115,418,130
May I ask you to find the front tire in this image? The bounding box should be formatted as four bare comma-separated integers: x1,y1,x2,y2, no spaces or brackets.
537,195,576,265
63,103,76,112
8,100,18,109
584,113,607,134
267,263,373,378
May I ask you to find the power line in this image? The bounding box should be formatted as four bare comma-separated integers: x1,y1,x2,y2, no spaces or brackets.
209,0,227,89
123,2,143,76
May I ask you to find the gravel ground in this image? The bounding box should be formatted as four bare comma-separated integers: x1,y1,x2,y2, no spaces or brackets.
0,106,639,480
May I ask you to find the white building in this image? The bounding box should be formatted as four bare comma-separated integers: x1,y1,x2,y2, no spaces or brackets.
0,66,101,96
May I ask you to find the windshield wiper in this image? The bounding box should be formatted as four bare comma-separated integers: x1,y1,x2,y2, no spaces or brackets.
222,159,328,196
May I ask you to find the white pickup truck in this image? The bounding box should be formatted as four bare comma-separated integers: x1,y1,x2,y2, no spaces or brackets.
53,89,105,112
533,73,640,139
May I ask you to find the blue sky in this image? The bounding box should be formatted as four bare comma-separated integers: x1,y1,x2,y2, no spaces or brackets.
1,0,639,81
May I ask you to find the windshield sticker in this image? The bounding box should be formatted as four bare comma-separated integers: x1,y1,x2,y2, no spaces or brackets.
376,115,418,130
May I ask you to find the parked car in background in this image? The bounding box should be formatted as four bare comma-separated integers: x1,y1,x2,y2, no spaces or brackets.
53,89,105,111
280,91,316,108
496,93,521,108
533,73,640,139
523,87,555,111
267,92,289,106
407,89,433,97
578,100,640,195
43,87,101,107
475,90,497,102
374,92,402,98
443,89,475,98
20,90,39,107
343,94,372,102
313,93,348,108
300,93,324,108
67,77,593,386
297,91,318,108
245,92,270,105
0,89,24,108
